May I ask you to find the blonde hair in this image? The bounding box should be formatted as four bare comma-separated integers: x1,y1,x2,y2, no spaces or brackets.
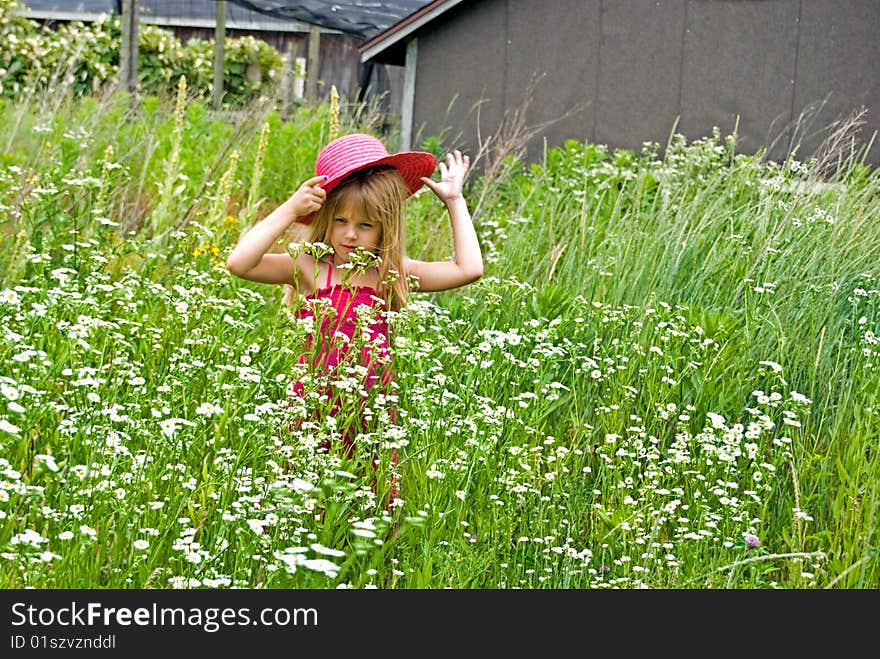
285,166,410,311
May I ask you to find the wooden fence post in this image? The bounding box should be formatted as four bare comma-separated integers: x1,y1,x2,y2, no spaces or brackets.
401,38,418,151
213,0,226,110
118,0,138,97
281,40,296,119
306,25,320,103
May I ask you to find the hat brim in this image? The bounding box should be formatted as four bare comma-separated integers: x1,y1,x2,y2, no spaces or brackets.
299,150,437,225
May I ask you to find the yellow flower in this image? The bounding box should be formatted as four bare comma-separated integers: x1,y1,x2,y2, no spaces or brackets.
329,85,340,141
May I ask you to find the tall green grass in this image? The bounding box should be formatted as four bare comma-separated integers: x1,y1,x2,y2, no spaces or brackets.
0,89,877,588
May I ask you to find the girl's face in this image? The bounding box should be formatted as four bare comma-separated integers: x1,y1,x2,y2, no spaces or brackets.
329,196,382,265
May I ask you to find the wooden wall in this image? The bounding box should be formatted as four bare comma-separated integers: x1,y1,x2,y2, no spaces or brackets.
407,0,880,165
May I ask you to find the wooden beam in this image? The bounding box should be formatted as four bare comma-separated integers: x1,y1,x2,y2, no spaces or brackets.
306,25,320,103
213,0,226,110
22,9,343,33
281,40,296,119
401,38,418,150
118,0,138,96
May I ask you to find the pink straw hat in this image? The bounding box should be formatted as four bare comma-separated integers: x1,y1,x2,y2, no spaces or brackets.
300,133,436,224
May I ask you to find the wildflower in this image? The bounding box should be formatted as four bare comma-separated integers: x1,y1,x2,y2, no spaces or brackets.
184,550,202,564
1,289,20,305
35,454,59,472
302,558,340,576
425,466,445,479
288,478,315,492
195,402,222,417
759,360,783,373
1,383,20,400
0,419,21,435
0,393,27,417
10,529,47,548
159,417,195,437
744,533,761,548
310,543,346,557
792,508,814,522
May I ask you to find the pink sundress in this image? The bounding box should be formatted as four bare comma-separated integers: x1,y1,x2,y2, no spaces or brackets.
287,261,397,499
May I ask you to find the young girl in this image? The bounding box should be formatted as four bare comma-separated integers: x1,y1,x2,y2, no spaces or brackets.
226,133,483,502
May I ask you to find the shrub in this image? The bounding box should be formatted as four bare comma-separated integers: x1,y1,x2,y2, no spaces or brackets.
0,1,284,102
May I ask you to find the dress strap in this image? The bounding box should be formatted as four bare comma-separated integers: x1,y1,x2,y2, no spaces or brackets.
324,260,333,288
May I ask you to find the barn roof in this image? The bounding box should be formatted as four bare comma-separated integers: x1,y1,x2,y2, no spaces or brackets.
229,1,431,37
19,0,433,38
359,0,463,63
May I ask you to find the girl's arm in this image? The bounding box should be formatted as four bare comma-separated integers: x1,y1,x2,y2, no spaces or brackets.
406,151,484,292
226,175,326,285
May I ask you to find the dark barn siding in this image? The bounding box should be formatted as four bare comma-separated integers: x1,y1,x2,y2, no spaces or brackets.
597,0,686,154
413,0,507,146
406,0,880,165
679,0,800,161
504,0,599,157
794,0,880,161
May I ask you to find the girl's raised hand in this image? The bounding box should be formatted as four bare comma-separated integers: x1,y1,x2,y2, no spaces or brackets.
289,175,328,219
421,150,469,204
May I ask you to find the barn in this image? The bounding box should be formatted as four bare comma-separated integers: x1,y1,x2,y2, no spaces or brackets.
360,0,880,166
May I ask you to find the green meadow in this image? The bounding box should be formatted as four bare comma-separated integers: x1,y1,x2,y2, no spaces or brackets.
1,80,878,589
